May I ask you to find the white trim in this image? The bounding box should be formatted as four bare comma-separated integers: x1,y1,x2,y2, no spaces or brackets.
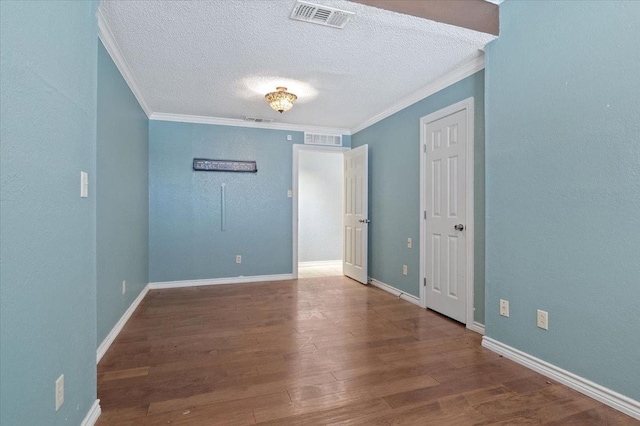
351,56,484,134
482,337,640,420
97,284,149,363
151,112,351,135
298,260,342,268
97,9,152,117
148,274,294,290
292,144,349,279
80,399,101,426
467,321,485,335
419,97,475,327
369,278,421,307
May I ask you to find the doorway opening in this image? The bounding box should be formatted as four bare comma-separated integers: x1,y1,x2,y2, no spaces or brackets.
292,145,348,279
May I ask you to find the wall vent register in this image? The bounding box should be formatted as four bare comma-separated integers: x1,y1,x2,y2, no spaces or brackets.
304,133,342,146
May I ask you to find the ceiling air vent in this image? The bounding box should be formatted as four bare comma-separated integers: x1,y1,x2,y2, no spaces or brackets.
304,133,342,147
244,116,274,123
290,1,354,29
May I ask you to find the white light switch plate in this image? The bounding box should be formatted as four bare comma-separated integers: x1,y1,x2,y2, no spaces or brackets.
80,171,88,198
407,238,412,249
55,374,64,411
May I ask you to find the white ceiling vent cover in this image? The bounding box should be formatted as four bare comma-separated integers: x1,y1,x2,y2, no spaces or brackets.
304,133,342,147
290,1,354,29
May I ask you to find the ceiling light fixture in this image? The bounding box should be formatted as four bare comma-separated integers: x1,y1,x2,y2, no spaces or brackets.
265,87,297,113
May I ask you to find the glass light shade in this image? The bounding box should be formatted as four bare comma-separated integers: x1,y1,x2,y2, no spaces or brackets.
265,87,297,113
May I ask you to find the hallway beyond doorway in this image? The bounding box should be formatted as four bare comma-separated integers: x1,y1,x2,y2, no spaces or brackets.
298,260,342,278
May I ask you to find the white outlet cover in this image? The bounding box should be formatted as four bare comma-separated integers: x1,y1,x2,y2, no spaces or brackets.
537,309,548,330
402,265,408,276
236,255,242,264
500,299,510,317
122,280,126,295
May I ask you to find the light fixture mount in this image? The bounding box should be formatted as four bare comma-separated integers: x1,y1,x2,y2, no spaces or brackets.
265,87,297,113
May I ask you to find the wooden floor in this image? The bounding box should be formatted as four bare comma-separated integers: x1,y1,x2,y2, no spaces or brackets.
97,277,638,425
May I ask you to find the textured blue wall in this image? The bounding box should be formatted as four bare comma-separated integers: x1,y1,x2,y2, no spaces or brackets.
96,41,149,345
0,1,98,424
149,121,349,283
352,72,485,323
485,1,640,400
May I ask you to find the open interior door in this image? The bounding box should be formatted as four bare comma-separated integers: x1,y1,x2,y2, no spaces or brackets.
343,144,369,284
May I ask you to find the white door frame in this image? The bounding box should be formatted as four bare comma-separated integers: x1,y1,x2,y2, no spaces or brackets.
419,97,476,330
292,144,349,279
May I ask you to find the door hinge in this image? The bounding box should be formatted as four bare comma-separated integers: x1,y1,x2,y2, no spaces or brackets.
423,144,426,153
423,277,426,286
424,210,427,219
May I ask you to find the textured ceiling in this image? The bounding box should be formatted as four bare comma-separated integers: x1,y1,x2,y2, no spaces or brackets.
99,0,496,130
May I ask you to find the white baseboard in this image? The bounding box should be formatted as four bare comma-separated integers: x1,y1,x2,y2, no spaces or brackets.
298,260,342,268
81,399,101,426
97,284,149,363
482,337,640,420
467,321,485,335
148,273,294,290
368,278,421,307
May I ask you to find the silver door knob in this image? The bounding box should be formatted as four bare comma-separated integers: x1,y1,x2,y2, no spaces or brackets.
454,224,465,231
359,219,371,223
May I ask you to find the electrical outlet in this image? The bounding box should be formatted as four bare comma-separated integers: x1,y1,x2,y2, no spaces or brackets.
55,374,64,411
287,190,292,198
499,299,510,317
402,265,408,276
122,280,126,295
236,255,242,264
407,238,412,249
537,309,548,330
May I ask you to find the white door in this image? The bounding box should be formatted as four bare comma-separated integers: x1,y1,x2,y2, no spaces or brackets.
425,110,467,322
343,145,368,284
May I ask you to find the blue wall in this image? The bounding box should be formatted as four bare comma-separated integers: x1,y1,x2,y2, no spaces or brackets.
0,1,98,424
485,1,640,400
149,121,350,282
352,71,486,323
96,41,149,345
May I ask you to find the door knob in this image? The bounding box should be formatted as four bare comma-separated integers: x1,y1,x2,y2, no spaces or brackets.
454,224,465,231
358,219,371,224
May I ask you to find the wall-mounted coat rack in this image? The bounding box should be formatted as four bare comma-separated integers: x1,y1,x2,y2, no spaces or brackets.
193,158,257,173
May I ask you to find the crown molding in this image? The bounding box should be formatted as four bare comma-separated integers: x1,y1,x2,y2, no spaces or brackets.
350,55,485,134
149,112,352,135
97,9,152,117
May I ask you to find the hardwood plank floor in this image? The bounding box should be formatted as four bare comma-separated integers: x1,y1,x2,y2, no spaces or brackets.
97,277,638,425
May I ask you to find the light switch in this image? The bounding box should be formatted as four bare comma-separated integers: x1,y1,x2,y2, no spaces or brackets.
407,238,412,249
80,171,88,198
287,135,292,141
